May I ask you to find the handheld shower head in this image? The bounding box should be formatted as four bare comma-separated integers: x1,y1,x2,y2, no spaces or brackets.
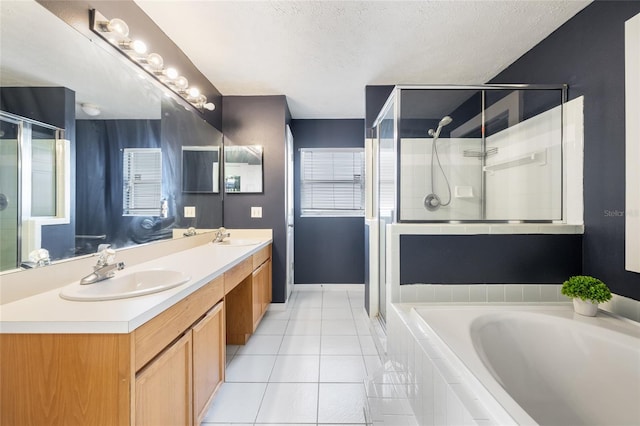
429,115,453,139
439,116,452,127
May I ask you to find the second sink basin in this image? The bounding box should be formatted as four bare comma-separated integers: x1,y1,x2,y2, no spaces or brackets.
60,269,191,301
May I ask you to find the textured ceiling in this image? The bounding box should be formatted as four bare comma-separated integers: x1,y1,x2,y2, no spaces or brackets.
141,1,589,119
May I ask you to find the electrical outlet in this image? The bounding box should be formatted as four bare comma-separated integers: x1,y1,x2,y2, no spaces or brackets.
184,206,196,218
251,206,262,218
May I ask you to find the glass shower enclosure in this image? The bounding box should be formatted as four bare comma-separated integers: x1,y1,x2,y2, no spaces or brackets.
372,85,567,320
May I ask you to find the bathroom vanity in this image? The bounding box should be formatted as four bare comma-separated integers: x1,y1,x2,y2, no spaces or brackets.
0,237,272,426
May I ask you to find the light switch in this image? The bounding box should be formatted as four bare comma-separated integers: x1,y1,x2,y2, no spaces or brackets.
184,206,196,218
251,206,262,218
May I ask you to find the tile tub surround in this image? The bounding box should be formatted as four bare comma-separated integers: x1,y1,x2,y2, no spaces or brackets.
0,233,272,333
399,284,640,324
382,223,584,314
387,303,640,426
202,286,377,426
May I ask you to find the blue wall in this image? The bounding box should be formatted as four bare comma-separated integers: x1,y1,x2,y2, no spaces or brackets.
290,119,365,284
490,1,640,301
223,96,290,302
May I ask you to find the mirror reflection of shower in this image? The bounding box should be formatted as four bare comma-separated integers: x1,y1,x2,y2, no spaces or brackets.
424,115,453,211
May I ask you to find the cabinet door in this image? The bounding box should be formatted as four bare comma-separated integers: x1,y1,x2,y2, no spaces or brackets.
263,259,272,309
135,332,192,426
193,302,225,424
252,262,269,331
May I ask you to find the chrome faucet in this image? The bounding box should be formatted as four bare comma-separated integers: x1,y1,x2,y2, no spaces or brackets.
212,227,230,243
80,247,125,285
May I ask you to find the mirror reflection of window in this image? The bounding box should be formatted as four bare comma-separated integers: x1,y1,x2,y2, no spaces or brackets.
31,125,58,217
181,146,220,193
224,145,263,193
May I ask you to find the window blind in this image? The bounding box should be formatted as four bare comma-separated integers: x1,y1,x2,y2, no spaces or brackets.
123,148,162,216
300,148,364,216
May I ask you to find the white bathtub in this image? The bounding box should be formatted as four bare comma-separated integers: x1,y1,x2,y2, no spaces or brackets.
410,305,640,426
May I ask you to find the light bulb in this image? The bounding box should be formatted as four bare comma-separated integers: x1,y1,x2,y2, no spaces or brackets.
146,53,163,70
187,87,200,98
104,18,129,38
175,76,189,91
165,67,179,80
131,39,147,54
203,102,215,111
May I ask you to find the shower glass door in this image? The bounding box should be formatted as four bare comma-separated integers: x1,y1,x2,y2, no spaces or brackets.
377,97,397,323
0,117,20,271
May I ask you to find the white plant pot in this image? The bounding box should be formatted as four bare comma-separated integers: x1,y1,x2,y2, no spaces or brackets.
573,298,599,317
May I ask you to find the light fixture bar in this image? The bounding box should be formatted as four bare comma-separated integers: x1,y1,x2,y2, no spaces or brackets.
90,9,215,112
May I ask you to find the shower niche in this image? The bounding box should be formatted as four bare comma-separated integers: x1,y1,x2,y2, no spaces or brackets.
373,85,568,223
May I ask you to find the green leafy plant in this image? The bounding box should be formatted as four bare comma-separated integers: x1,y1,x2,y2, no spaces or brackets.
561,275,612,303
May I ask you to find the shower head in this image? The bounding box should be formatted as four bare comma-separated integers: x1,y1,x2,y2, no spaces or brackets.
429,115,453,139
439,116,453,127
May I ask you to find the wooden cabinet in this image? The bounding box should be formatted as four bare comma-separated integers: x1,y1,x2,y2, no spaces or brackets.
226,244,273,344
192,302,225,424
0,243,271,425
135,332,193,426
252,259,271,331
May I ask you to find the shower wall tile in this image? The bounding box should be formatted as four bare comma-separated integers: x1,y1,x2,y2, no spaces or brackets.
469,285,488,302
523,285,542,302
433,286,453,302
451,285,470,302
504,285,524,302
486,285,505,302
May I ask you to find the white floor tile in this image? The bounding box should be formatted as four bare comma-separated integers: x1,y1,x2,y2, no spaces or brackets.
286,319,322,335
202,382,266,423
202,288,381,426
321,335,362,355
226,345,240,356
322,319,357,335
322,307,354,320
236,335,283,355
225,355,277,382
255,383,318,423
253,318,289,335
290,307,323,320
320,355,367,383
269,355,320,383
279,335,322,355
263,309,292,320
364,355,383,375
318,383,367,424
359,334,379,355
323,292,352,308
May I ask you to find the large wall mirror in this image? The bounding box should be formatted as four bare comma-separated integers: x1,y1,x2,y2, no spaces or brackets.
0,0,223,273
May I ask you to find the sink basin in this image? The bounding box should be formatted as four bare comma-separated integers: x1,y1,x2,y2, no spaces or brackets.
59,269,191,301
214,238,261,246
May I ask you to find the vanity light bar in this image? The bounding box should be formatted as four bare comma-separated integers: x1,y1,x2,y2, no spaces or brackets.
90,9,215,112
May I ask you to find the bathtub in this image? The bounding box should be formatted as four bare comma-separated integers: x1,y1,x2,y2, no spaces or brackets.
406,305,640,425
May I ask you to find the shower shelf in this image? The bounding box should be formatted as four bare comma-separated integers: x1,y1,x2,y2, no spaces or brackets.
483,149,547,175
463,147,498,158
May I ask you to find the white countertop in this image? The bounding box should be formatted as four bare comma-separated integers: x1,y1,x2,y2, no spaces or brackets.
0,239,271,334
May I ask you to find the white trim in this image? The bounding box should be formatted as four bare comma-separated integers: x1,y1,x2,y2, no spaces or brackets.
625,13,640,273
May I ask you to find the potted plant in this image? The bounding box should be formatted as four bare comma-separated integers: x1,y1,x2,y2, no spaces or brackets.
561,275,612,316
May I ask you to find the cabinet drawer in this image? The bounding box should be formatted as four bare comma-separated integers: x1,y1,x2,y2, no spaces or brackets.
224,258,253,293
134,276,224,372
252,245,271,269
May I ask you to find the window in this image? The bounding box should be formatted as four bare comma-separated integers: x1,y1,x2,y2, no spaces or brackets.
300,148,364,217
123,148,162,216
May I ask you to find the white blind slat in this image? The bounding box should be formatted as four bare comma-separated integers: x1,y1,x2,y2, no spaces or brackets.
123,148,162,216
300,148,364,216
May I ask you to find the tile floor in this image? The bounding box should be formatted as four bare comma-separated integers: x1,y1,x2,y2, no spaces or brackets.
201,285,381,426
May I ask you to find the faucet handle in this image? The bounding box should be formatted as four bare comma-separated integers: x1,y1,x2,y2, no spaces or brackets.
96,247,116,267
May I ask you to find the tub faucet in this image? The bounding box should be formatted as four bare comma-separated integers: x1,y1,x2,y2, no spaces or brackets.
212,227,230,243
80,247,125,285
